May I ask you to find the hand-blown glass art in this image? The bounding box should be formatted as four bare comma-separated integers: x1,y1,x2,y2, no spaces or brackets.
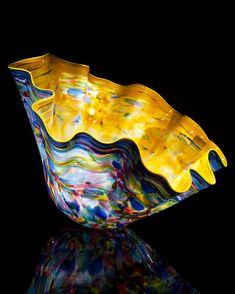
9,54,227,229
27,226,198,293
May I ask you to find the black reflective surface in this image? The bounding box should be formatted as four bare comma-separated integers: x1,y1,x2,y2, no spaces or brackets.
27,225,197,293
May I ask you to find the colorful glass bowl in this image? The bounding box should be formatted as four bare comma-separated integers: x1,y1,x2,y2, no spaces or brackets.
9,54,227,229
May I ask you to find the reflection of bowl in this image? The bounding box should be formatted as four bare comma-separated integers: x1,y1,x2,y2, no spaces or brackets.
9,54,227,228
27,226,198,293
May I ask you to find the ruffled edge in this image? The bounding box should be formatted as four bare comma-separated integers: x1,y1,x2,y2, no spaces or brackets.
8,53,227,193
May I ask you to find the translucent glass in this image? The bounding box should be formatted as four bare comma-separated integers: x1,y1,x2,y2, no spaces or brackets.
9,54,227,229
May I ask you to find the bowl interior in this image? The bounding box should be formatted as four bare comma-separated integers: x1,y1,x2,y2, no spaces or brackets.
9,54,227,193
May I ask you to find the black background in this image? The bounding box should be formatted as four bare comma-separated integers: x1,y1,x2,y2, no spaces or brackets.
1,9,234,293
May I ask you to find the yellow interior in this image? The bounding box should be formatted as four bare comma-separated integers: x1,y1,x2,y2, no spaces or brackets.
9,54,227,192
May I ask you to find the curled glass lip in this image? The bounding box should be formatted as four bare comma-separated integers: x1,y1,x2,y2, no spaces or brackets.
8,53,227,193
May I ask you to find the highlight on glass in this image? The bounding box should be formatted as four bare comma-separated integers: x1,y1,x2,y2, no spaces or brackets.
9,54,227,229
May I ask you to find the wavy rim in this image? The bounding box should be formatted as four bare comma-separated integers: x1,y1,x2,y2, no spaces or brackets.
8,53,227,193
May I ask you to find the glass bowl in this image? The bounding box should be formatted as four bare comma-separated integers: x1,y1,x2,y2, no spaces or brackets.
9,54,227,229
